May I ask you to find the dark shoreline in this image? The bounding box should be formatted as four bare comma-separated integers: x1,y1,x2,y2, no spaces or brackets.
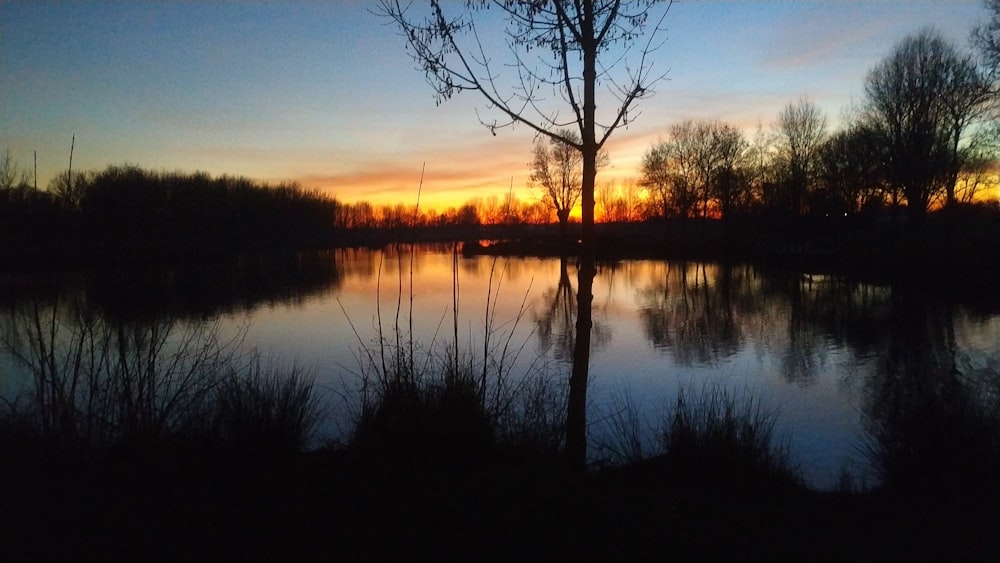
5,207,999,273
4,210,1000,314
3,444,997,562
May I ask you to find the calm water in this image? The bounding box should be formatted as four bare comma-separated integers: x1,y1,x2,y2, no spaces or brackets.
3,245,999,489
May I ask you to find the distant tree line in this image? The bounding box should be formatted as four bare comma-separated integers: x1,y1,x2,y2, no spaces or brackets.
343,23,998,231
1,162,340,260
517,22,999,228
333,193,553,230
632,26,999,225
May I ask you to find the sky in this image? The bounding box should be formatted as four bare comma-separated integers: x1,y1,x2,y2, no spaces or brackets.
0,1,991,212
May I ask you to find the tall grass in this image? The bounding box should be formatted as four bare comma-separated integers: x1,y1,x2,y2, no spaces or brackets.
213,355,323,454
661,384,798,485
341,246,564,462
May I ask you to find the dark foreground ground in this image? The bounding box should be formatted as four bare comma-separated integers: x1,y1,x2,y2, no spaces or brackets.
3,446,998,563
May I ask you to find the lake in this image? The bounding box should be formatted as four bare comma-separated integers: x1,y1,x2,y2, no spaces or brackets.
2,244,998,489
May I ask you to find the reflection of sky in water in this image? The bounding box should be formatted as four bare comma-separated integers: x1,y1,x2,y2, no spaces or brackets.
225,250,884,487
4,247,997,490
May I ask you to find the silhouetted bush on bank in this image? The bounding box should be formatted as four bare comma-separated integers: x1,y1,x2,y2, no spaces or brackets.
661,384,799,487
213,358,324,455
352,370,497,462
347,337,568,465
864,373,1000,507
344,251,567,465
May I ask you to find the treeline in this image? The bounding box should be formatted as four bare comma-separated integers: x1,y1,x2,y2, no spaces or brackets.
334,193,552,229
610,26,1000,225
339,27,1000,231
0,162,340,261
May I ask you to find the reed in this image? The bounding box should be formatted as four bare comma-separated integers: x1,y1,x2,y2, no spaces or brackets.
341,245,561,462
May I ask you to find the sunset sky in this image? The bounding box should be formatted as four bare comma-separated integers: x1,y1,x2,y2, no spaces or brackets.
0,1,991,212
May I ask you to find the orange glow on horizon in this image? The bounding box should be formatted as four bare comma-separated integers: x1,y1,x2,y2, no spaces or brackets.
291,131,999,216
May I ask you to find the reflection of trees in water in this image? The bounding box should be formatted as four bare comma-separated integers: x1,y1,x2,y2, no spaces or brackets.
0,251,344,322
859,292,1000,498
776,278,1000,494
863,293,960,440
90,251,343,321
636,262,747,366
632,261,934,385
0,298,246,447
780,274,826,385
534,257,611,364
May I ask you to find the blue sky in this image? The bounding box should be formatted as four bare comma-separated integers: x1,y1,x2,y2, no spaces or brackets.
0,1,990,211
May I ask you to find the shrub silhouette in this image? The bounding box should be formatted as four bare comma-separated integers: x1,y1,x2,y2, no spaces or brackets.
352,370,496,463
0,300,323,455
661,384,798,487
865,378,1000,505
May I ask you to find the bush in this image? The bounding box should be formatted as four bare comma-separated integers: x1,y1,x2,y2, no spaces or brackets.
864,378,1000,505
661,384,798,486
213,357,324,455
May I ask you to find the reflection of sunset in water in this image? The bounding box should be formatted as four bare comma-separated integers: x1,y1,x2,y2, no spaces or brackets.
2,244,997,489
213,247,998,488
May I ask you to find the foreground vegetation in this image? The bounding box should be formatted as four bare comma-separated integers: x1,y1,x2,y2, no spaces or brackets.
2,298,999,561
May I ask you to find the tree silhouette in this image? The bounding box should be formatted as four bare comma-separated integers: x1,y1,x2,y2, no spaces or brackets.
973,0,999,94
774,98,827,217
642,121,710,219
709,123,750,220
641,120,749,219
530,129,608,241
531,129,582,242
378,0,673,467
864,29,990,222
816,122,888,216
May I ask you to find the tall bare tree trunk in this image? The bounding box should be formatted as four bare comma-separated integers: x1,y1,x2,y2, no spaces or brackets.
566,13,598,470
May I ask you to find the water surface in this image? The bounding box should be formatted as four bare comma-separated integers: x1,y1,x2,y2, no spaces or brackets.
3,245,998,488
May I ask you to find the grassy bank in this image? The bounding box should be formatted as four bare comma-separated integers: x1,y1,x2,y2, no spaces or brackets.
3,364,999,561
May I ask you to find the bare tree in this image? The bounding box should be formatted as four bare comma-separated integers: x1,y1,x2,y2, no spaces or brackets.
939,51,992,206
955,143,997,202
596,180,615,223
640,139,678,218
774,98,827,216
379,0,673,467
48,171,89,209
709,123,750,219
866,29,992,221
1,150,21,191
531,129,582,240
597,178,642,222
816,122,888,215
973,0,1000,88
378,1,670,240
669,119,716,219
973,0,1000,159
641,120,748,220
